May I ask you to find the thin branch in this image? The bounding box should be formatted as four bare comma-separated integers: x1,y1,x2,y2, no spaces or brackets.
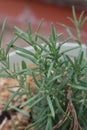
52,86,82,130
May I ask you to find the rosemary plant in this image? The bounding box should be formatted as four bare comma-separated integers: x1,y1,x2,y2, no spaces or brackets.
0,7,87,130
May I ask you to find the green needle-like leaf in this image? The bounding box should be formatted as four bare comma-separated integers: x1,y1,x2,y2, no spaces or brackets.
47,95,55,118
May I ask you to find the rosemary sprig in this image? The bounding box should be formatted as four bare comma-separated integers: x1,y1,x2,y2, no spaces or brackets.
0,7,87,130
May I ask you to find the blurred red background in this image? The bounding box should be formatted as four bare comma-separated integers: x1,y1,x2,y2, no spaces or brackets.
0,0,87,47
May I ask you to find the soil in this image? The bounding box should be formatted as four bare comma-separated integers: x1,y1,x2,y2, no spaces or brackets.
0,78,33,130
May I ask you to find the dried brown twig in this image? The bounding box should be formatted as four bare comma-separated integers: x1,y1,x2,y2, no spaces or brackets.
52,86,82,130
